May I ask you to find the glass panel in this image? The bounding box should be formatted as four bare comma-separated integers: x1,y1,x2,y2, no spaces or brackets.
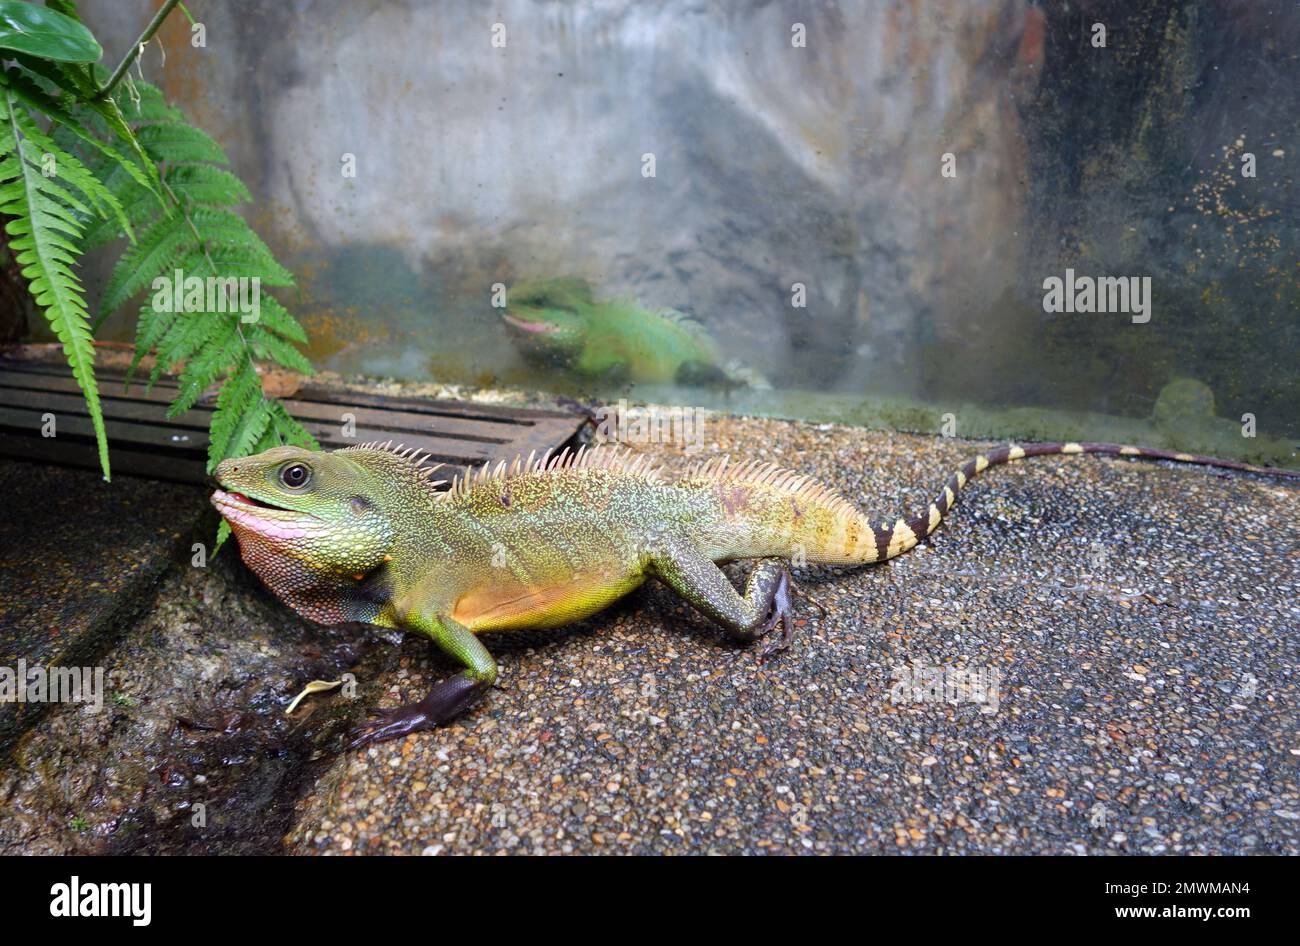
82,1,1297,466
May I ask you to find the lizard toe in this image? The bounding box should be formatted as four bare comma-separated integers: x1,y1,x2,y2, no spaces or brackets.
346,706,433,750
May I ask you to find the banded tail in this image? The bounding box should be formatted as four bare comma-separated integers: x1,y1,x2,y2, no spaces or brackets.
693,441,1298,567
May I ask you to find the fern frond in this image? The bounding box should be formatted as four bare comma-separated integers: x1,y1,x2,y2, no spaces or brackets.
6,100,132,238
254,292,308,344
207,356,319,556
150,308,231,386
112,77,183,125
126,302,176,381
267,400,317,450
165,163,249,206
246,323,313,375
64,68,317,489
187,207,292,277
0,5,314,501
86,96,162,191
136,121,227,165
207,356,271,469
177,244,294,286
3,66,158,204
80,175,155,250
0,91,108,479
99,210,194,319
170,315,239,415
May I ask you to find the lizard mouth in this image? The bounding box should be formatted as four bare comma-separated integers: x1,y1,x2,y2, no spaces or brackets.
227,490,280,510
502,314,558,335
211,488,302,519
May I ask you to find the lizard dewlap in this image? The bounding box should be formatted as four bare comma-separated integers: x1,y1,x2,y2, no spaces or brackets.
211,439,1298,749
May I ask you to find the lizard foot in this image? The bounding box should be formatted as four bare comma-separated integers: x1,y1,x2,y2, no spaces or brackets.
759,568,797,660
346,674,484,750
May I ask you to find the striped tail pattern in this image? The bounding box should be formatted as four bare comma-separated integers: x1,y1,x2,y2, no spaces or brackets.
865,441,1299,566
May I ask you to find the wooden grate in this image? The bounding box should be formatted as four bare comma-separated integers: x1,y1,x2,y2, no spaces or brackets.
0,359,585,485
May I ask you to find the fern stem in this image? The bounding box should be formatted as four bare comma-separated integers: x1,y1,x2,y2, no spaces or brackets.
97,0,183,101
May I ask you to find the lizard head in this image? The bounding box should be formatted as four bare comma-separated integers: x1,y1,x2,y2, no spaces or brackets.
211,445,398,582
501,276,592,364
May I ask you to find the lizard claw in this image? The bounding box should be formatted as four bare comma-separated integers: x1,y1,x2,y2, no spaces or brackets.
347,704,434,750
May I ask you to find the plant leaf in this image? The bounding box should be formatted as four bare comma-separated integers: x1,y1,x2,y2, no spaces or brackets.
0,0,101,62
136,121,227,165
99,210,194,318
0,90,108,479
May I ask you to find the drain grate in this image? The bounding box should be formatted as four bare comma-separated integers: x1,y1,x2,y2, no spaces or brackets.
0,359,586,485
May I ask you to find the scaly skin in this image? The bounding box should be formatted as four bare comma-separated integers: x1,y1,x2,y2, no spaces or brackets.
211,439,1298,748
501,276,730,386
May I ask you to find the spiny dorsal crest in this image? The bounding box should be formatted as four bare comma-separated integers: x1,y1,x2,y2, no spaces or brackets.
447,444,662,498
688,454,860,520
336,440,449,487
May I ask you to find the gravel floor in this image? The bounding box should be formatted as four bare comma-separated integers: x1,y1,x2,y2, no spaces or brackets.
282,416,1300,854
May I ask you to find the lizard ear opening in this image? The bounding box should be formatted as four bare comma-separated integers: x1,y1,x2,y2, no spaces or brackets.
350,495,374,516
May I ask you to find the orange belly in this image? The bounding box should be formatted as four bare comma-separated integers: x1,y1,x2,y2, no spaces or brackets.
452,570,646,632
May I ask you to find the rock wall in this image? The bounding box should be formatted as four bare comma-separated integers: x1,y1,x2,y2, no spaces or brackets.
81,1,1297,437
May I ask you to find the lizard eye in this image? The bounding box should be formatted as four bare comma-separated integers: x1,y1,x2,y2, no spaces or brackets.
279,463,311,490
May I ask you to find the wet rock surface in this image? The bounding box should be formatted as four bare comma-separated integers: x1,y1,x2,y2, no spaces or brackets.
0,461,205,753
2,416,1296,854
0,537,383,854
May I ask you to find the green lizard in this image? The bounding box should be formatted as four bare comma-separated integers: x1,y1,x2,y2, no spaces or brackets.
211,439,1297,749
500,276,757,387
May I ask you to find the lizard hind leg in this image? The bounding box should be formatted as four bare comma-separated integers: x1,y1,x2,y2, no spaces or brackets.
649,545,801,658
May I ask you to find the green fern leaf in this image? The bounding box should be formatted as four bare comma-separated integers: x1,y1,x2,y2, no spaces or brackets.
188,208,288,276
251,401,318,456
81,175,156,250
178,244,294,286
165,163,249,206
170,315,239,416
253,292,308,344
11,52,82,95
85,95,163,192
246,323,312,375
216,397,273,471
207,359,272,471
6,101,132,238
151,309,230,385
213,517,232,552
3,66,158,205
100,211,194,319
113,77,184,125
268,400,319,450
189,206,263,241
0,92,109,479
126,302,176,382
136,121,227,165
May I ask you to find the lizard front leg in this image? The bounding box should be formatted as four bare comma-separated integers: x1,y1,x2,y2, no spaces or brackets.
347,613,497,750
649,545,799,657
